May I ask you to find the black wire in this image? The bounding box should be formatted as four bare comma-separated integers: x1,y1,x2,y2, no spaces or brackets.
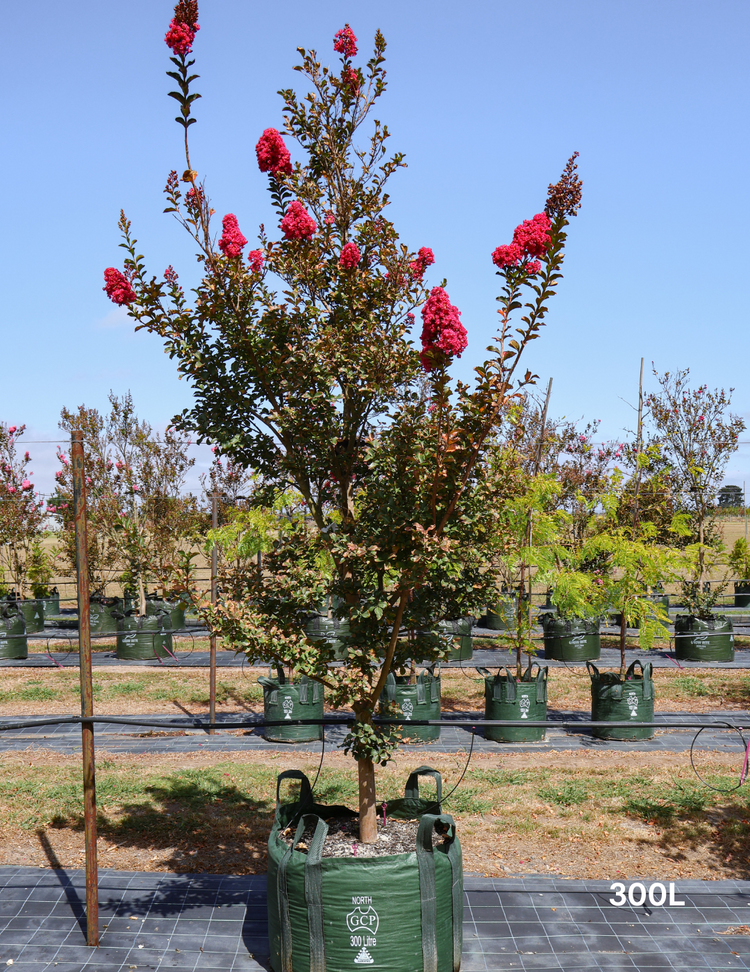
689,723,750,793
309,729,326,796
420,728,477,816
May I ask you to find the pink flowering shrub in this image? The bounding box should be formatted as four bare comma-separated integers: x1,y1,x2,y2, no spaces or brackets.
409,246,435,280
333,24,358,57
419,286,467,371
247,249,264,273
492,213,551,271
165,0,199,57
218,214,247,258
280,200,317,240
513,213,552,258
255,128,293,177
342,67,359,92
103,268,137,306
339,241,361,269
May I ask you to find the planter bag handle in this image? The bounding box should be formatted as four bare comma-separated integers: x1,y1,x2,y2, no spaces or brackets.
404,765,443,806
626,659,654,701
298,675,309,705
494,666,517,702
275,769,314,816
586,661,600,681
529,663,548,704
277,812,329,972
383,670,397,703
416,813,462,972
475,666,492,679
257,675,280,706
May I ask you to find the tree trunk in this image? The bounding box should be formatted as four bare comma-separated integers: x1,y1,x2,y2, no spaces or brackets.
619,610,627,679
358,757,377,843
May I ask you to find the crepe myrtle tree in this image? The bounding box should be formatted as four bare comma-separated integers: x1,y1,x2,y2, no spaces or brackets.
104,3,582,841
0,424,46,598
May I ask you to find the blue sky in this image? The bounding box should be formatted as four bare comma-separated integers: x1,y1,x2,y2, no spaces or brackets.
3,0,749,498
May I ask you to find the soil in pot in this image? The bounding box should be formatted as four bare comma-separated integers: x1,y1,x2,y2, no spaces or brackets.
477,663,547,742
674,614,734,662
588,660,655,740
543,615,600,661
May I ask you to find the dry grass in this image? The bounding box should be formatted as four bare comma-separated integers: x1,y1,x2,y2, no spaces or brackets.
0,663,749,716
2,749,750,881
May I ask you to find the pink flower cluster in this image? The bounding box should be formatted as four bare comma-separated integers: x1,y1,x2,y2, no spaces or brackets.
339,241,360,269
342,67,359,93
281,201,317,241
256,128,292,177
218,214,247,258
8,426,16,436
420,286,467,371
103,268,137,306
165,18,199,56
492,213,551,272
334,24,358,58
410,246,435,281
247,249,264,273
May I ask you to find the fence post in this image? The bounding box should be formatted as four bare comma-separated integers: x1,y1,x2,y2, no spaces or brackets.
209,491,218,733
71,431,99,947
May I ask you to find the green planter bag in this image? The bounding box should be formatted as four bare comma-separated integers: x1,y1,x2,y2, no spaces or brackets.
0,606,27,659
146,595,188,631
378,666,441,742
40,589,60,619
90,596,122,635
15,599,44,634
735,582,750,608
436,619,472,662
268,766,462,972
588,660,654,740
543,616,600,662
304,615,350,660
116,613,168,660
484,595,517,631
674,614,734,662
258,668,324,743
476,663,547,742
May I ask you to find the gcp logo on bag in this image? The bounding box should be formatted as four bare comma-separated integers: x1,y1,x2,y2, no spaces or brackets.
346,906,379,935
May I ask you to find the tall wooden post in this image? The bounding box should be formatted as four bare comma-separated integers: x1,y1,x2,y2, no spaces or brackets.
71,431,99,946
209,491,218,733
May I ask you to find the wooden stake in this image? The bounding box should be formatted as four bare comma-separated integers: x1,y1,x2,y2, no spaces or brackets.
71,431,99,947
209,491,218,734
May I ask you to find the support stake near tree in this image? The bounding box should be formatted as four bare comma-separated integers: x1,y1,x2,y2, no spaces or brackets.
71,430,99,947
209,490,218,733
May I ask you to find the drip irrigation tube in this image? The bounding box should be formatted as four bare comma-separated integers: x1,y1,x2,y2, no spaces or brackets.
0,714,746,732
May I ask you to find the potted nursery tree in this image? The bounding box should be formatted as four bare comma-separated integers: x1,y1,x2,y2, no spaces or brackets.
0,424,47,634
728,538,750,607
646,368,743,662
586,513,684,740
108,6,582,969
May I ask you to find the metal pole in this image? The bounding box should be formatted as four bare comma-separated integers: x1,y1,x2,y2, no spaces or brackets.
745,481,747,542
209,491,218,734
71,431,99,947
632,356,645,529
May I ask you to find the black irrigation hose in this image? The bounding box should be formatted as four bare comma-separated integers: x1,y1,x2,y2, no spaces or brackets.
1,714,749,732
